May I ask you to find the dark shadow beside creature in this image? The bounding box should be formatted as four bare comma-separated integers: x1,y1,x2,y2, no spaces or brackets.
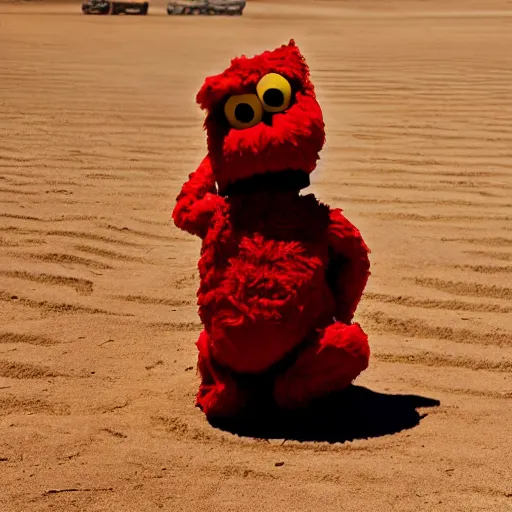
208,385,440,443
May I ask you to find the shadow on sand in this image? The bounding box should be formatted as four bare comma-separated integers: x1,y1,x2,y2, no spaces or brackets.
208,385,440,443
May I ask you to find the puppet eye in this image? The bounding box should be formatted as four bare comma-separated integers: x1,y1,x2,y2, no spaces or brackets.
256,73,292,113
224,94,263,130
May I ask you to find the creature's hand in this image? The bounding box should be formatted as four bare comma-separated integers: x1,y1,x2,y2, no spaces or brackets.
172,156,224,238
327,208,371,324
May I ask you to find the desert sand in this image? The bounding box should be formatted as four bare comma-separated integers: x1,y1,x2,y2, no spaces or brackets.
0,0,511,510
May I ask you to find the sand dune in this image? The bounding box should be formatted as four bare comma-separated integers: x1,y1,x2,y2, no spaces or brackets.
0,1,511,511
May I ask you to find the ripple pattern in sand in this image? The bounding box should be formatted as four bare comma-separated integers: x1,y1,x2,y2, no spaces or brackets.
1,4,511,512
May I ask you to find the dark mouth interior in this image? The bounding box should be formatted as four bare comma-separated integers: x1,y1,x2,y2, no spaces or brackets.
263,88,284,108
221,169,310,197
234,103,255,123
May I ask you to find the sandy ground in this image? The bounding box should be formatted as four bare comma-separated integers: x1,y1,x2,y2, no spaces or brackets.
1,1,511,510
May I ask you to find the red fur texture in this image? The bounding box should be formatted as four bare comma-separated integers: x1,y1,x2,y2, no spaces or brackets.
172,41,371,418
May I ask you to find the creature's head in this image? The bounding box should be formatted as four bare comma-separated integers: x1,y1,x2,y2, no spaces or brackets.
196,40,325,195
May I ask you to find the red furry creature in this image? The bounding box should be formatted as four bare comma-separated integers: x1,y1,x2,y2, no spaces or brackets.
172,40,371,418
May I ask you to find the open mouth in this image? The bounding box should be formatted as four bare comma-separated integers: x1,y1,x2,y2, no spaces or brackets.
221,169,310,197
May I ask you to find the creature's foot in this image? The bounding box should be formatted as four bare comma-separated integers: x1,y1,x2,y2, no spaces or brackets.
196,330,247,418
274,322,370,409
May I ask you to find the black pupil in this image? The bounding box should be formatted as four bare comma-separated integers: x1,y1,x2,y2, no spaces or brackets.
263,88,284,107
234,103,255,123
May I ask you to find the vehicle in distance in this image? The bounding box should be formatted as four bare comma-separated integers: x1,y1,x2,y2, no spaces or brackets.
167,0,245,15
82,0,149,15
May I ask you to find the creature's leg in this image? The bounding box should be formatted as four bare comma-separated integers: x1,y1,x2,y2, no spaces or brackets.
195,330,247,418
274,322,370,409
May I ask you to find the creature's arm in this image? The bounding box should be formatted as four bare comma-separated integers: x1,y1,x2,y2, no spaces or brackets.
172,155,224,238
326,208,371,324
